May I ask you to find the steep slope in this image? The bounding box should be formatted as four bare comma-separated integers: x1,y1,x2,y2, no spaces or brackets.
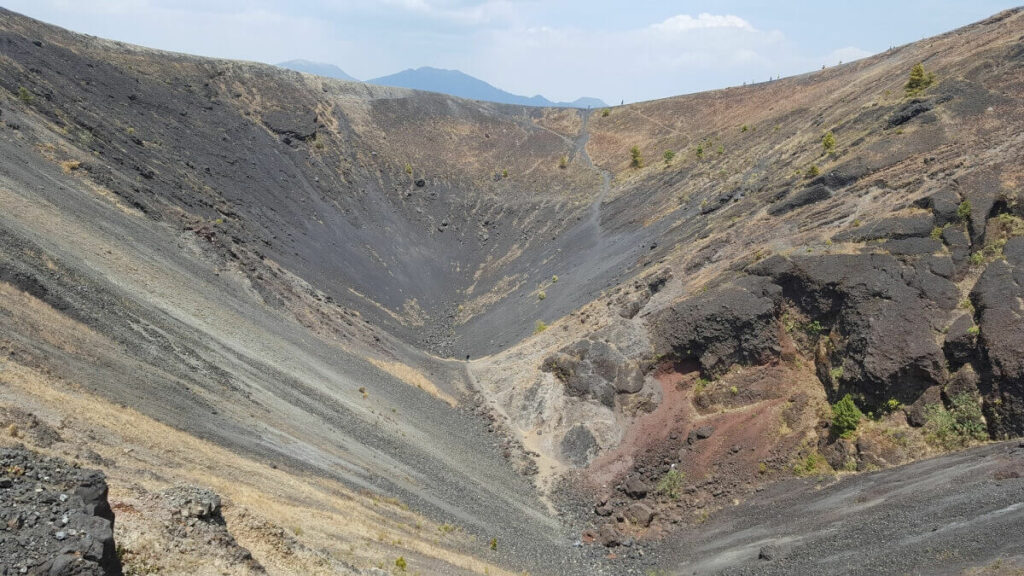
0,6,1023,576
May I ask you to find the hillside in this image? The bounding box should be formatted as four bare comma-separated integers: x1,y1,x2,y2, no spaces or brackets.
0,6,1023,576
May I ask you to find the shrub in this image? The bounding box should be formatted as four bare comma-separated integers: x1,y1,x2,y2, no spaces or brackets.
395,557,407,571
822,130,836,154
601,108,610,117
806,164,820,178
537,291,546,300
923,393,987,449
17,86,33,103
656,468,685,500
404,163,412,175
957,200,971,222
559,155,568,169
630,146,643,168
831,394,862,438
792,452,823,476
502,169,508,178
663,149,675,164
967,325,980,337
551,275,558,283
905,63,935,96
695,145,704,159
489,537,497,551
533,320,547,334
829,366,844,383
740,124,749,133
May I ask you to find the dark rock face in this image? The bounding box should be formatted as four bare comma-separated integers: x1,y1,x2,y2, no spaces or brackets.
767,184,832,216
888,98,936,128
915,188,962,226
750,253,953,407
650,275,782,378
832,213,934,243
260,108,317,141
561,424,599,468
944,313,978,370
971,237,1024,436
0,446,122,576
542,338,645,407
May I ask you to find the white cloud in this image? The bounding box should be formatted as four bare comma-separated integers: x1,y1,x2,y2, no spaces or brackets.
650,13,754,33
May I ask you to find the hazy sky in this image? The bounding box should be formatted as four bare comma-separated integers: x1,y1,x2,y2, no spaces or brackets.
3,1,1019,103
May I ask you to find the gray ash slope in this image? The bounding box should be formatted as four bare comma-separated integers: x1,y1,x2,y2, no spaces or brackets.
0,5,1023,576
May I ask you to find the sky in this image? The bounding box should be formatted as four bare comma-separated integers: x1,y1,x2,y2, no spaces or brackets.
2,1,1020,103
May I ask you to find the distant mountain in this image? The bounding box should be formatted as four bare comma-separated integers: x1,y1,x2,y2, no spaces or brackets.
277,59,359,82
367,67,606,109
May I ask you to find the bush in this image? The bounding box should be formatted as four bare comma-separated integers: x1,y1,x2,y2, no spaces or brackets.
663,150,675,164
695,145,704,159
905,63,935,96
740,124,749,133
404,163,412,175
806,164,820,178
601,108,610,117
395,557,407,571
630,146,643,168
534,320,547,334
822,130,836,154
489,537,497,551
831,394,862,438
559,155,568,169
656,468,685,500
537,291,546,300
17,86,33,103
923,393,987,449
957,200,971,222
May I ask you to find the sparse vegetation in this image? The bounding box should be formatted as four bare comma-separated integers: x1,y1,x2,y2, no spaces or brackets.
404,163,413,175
630,146,644,168
923,393,987,449
695,144,704,159
656,468,685,500
558,155,568,169
395,556,407,571
551,275,558,283
601,108,610,117
822,130,836,154
533,320,547,334
806,164,820,178
740,124,749,133
60,160,81,173
831,394,862,438
502,169,508,178
967,325,980,337
489,537,498,551
957,200,972,223
792,451,824,476
905,63,935,96
829,365,844,383
537,291,546,300
662,149,675,164
17,86,33,103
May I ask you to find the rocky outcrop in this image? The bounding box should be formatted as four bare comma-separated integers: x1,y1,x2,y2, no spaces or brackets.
0,446,122,576
751,253,954,407
542,338,645,407
649,275,782,378
971,236,1024,436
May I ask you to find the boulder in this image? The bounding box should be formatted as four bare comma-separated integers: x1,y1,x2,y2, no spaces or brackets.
943,313,978,369
650,275,782,378
623,478,649,499
832,213,934,243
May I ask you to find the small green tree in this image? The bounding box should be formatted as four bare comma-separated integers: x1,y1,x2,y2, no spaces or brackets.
630,146,644,168
656,468,685,500
831,394,862,438
822,130,836,154
663,149,675,164
905,63,935,96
